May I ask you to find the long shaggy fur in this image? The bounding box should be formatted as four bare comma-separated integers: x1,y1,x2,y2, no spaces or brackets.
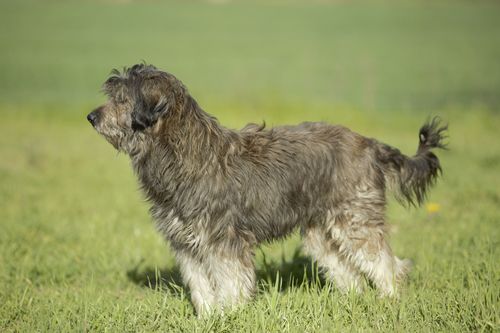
88,64,447,315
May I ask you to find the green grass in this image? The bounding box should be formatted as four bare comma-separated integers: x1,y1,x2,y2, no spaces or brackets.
1,0,499,332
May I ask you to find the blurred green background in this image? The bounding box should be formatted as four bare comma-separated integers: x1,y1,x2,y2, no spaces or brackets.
1,0,499,332
2,0,500,110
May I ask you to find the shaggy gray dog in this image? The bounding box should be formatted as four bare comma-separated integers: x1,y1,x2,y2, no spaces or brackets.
87,64,447,315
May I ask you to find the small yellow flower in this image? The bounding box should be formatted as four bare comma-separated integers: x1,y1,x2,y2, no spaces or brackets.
426,202,441,214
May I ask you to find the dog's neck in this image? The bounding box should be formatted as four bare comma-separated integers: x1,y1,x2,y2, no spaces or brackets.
160,95,240,167
130,95,240,205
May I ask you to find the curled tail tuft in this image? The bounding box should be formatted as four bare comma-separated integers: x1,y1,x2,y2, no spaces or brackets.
418,117,448,152
377,117,448,207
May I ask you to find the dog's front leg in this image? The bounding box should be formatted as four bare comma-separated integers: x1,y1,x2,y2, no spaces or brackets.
175,250,216,316
206,248,256,308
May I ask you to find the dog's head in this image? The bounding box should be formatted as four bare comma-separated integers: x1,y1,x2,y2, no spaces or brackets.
87,64,186,154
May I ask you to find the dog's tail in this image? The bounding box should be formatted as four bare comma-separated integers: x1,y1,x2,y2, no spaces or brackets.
376,117,448,206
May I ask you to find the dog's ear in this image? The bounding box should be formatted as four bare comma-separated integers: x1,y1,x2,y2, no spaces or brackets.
131,77,177,131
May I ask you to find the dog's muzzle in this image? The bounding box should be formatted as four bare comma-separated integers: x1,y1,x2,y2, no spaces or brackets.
87,108,102,127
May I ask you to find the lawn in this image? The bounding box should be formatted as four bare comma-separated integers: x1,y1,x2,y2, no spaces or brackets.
0,0,499,332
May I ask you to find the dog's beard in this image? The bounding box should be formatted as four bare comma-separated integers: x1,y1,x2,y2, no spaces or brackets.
99,128,149,156
94,123,125,151
103,134,121,151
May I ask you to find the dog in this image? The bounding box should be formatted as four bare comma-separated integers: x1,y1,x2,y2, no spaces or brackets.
87,64,447,315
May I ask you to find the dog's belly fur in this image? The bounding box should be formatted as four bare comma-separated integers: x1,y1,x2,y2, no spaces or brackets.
146,122,380,255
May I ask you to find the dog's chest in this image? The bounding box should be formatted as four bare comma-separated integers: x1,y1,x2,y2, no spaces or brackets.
152,207,210,250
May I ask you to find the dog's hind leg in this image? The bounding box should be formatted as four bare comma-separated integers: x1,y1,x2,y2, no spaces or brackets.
302,226,364,293
320,184,412,297
329,208,411,297
342,229,411,297
176,251,216,316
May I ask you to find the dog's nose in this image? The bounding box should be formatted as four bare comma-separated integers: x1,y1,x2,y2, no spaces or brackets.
87,111,99,126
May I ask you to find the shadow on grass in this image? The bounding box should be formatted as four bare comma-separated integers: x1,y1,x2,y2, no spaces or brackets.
255,247,325,291
127,247,325,295
126,263,184,294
